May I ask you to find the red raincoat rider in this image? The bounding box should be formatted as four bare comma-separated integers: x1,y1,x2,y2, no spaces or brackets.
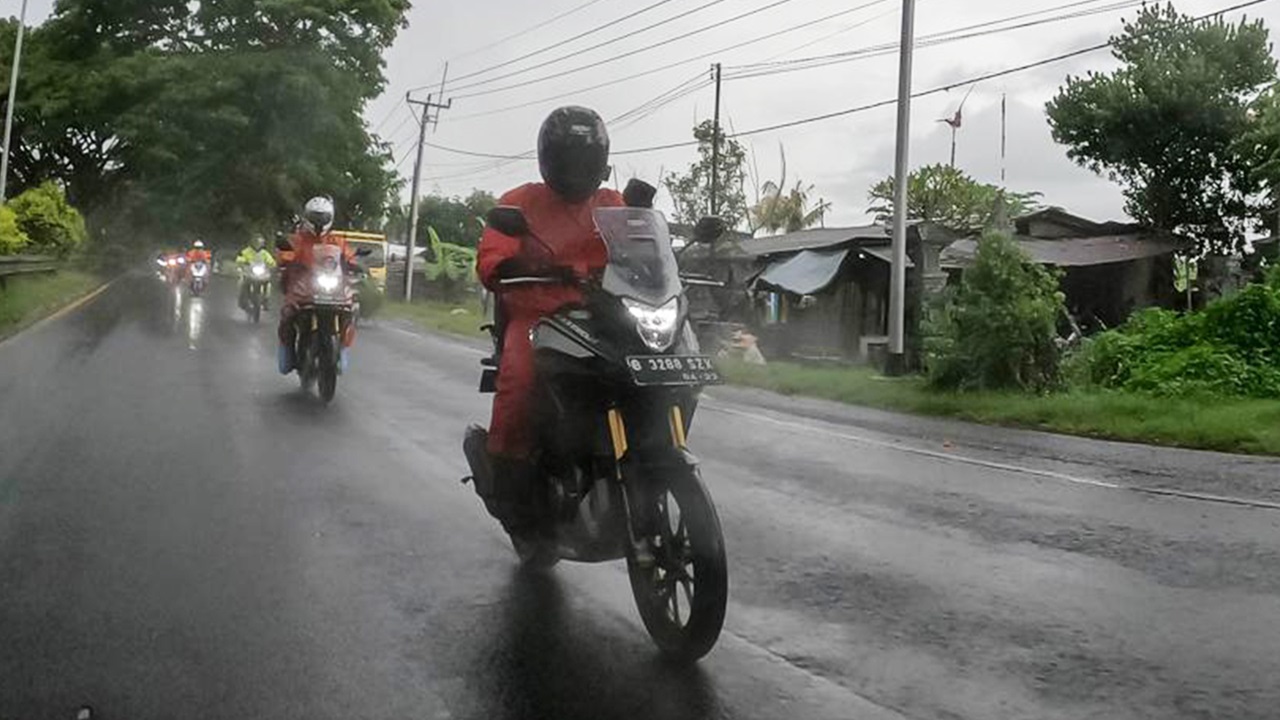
185,240,211,275
276,197,357,374
474,105,656,531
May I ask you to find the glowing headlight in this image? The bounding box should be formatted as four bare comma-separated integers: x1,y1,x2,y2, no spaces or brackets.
623,297,680,352
191,263,208,277
251,263,268,278
315,272,341,292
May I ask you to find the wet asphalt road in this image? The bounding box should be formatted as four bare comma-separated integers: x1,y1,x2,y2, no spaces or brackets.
4,274,1280,720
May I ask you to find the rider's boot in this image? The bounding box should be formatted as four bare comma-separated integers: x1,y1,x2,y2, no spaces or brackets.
277,344,295,375
463,426,536,535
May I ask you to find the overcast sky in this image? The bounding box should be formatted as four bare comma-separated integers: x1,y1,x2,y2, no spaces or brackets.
14,0,1280,228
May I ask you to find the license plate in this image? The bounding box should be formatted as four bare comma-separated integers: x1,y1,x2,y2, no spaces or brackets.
626,355,723,386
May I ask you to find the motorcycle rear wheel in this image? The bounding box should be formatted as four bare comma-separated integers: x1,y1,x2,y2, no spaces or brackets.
627,467,727,662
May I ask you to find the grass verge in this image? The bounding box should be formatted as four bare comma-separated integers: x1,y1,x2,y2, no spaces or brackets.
0,269,104,341
382,298,488,339
721,360,1280,456
388,301,1280,456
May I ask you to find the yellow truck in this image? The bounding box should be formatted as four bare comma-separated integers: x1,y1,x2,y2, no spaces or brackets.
333,230,388,291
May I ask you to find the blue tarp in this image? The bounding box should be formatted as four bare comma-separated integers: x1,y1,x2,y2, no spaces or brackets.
755,248,850,295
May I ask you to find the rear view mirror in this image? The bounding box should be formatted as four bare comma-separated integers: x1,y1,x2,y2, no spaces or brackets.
275,237,292,252
487,206,529,237
693,216,727,244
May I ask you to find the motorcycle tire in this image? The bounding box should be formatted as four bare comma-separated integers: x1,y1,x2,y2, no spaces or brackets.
627,467,727,662
298,334,317,393
318,333,338,404
251,300,261,325
512,531,559,571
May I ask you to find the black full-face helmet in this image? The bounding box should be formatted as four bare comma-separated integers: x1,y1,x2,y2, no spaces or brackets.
538,106,610,203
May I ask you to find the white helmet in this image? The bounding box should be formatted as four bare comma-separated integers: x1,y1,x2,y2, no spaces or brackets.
302,196,335,236
193,240,205,249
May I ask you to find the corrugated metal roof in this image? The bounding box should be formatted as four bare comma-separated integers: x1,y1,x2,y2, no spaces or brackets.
741,224,890,257
941,234,1180,268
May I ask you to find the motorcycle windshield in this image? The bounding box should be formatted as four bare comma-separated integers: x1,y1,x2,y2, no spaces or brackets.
594,207,681,307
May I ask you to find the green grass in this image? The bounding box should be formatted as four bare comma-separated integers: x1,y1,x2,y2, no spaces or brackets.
721,359,1280,456
0,269,104,340
382,298,488,339
388,301,1280,455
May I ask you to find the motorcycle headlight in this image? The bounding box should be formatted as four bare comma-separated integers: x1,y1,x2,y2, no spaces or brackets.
623,297,680,352
251,264,268,278
315,272,341,292
192,264,208,277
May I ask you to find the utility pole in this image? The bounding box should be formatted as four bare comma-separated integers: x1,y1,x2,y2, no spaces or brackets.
1,0,29,204
403,64,451,302
709,62,722,216
887,0,916,376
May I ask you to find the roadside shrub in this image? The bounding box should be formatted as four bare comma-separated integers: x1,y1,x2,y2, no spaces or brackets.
1073,279,1280,398
925,231,1065,391
356,277,385,318
0,205,29,255
9,182,88,257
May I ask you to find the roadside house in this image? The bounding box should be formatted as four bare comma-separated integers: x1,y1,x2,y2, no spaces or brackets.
682,223,957,363
941,208,1181,329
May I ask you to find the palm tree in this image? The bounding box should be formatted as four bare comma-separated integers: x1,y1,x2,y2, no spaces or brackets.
749,145,832,236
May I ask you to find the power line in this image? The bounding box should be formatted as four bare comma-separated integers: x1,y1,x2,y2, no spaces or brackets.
370,98,409,134
452,0,820,100
427,0,682,89
414,72,714,183
448,0,893,120
447,0,730,94
414,0,1270,182
728,0,1142,76
448,0,616,62
614,0,1271,154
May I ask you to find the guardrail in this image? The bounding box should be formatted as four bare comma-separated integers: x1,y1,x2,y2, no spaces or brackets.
0,255,58,289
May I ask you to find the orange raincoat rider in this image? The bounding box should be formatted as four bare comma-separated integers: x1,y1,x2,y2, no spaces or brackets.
276,197,358,374
475,105,657,532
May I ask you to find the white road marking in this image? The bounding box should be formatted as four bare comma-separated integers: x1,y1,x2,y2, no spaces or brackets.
704,401,1280,512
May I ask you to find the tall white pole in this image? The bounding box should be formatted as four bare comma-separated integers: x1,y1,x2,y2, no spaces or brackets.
887,0,916,375
1,0,30,204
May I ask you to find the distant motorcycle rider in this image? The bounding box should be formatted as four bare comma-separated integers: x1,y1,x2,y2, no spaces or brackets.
236,235,276,310
276,197,357,374
185,239,211,272
475,105,656,531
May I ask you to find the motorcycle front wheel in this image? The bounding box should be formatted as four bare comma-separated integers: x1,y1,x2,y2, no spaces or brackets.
297,327,317,393
627,467,728,662
318,331,338,404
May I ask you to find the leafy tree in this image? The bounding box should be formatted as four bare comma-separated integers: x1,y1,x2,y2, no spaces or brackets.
664,119,748,230
750,146,831,234
8,181,88,256
1046,3,1275,254
926,231,1065,391
0,0,409,246
0,206,30,255
868,164,1039,233
393,190,497,249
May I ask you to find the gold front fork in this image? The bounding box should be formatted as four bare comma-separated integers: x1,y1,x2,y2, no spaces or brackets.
669,405,688,449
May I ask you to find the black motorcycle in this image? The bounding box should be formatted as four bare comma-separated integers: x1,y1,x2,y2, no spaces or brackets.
278,240,369,404
242,260,272,324
464,206,728,661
